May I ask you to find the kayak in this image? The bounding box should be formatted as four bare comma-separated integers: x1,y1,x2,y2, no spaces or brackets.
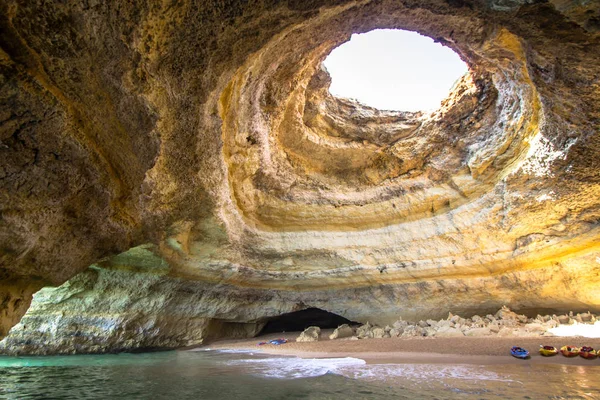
539,345,558,356
511,346,530,359
258,338,288,346
579,346,597,359
268,338,288,345
560,345,580,357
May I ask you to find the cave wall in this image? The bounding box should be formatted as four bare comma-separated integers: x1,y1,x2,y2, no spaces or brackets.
0,0,599,351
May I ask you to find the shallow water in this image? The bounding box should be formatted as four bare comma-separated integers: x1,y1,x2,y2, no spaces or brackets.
0,350,599,399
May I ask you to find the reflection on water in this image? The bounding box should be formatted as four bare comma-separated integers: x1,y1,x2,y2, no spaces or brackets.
0,351,599,399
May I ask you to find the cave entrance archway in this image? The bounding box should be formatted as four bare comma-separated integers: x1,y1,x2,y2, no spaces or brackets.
323,29,469,112
259,308,359,335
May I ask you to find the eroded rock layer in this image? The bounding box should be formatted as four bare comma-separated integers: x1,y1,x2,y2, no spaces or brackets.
1,0,599,352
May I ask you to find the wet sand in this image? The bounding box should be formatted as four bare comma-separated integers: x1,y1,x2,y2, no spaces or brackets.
195,330,600,366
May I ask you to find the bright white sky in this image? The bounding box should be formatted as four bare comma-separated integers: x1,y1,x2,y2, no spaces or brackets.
323,29,469,112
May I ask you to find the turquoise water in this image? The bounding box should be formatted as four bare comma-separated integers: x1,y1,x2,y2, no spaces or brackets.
0,350,599,399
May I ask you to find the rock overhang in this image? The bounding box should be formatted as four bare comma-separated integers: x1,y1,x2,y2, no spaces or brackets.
0,0,599,350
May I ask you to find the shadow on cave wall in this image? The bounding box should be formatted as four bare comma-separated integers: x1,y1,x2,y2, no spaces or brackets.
259,308,359,335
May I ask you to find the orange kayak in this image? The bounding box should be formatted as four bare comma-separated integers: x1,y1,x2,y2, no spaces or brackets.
580,347,597,359
560,345,580,357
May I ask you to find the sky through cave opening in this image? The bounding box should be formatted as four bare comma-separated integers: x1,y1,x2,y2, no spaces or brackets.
323,29,469,112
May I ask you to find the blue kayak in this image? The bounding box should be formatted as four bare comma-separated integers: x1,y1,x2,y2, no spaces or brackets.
510,346,530,359
257,338,288,346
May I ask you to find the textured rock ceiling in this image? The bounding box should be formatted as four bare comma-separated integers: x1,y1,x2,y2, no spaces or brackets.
1,0,599,344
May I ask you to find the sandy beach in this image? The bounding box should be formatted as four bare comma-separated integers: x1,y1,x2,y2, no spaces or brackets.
196,330,600,366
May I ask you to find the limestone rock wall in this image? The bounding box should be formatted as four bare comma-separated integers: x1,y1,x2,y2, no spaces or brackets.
0,245,265,354
1,0,599,351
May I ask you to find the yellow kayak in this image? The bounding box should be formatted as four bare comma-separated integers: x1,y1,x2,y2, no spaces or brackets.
560,345,580,357
539,345,558,356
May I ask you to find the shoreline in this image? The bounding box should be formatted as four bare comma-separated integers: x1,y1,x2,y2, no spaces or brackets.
194,330,600,366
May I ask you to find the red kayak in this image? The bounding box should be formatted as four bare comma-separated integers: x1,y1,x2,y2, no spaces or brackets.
560,346,580,357
579,346,597,359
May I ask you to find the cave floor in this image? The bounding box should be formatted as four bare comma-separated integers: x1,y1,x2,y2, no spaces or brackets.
198,331,600,366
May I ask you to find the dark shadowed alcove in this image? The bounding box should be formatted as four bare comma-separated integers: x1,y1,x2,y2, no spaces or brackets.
259,308,359,334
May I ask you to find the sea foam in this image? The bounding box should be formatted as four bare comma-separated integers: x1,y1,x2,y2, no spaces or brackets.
226,355,516,384
225,356,366,379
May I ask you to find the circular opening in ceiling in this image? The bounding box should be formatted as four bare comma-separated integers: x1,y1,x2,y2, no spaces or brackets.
323,29,469,112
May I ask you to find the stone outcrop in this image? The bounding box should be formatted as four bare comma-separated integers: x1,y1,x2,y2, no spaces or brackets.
326,307,598,340
1,0,600,352
0,245,266,355
329,324,354,340
296,326,321,342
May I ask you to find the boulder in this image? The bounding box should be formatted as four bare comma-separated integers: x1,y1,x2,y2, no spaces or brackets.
424,327,437,337
372,327,386,338
392,323,408,333
296,326,321,342
512,328,536,337
329,324,354,340
464,327,492,336
437,319,452,328
542,319,558,329
497,327,515,337
401,325,420,337
579,312,592,322
535,314,547,323
392,319,408,330
495,306,518,320
389,328,402,337
356,322,374,339
524,323,545,334
435,327,464,337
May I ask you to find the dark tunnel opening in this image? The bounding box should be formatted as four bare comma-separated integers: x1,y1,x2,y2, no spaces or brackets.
259,308,360,335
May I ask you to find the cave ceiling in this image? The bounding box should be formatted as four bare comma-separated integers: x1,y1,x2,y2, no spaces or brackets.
0,0,599,338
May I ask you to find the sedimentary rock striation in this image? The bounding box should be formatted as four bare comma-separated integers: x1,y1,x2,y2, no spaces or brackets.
0,0,599,352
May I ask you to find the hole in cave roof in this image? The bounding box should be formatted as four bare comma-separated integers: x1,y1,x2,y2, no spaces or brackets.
323,29,469,112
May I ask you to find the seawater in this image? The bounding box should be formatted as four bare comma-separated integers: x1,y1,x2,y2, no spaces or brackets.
0,350,599,399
